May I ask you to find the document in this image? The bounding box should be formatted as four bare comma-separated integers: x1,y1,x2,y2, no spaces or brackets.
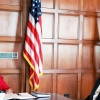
4,92,36,99
37,98,50,100
31,92,51,98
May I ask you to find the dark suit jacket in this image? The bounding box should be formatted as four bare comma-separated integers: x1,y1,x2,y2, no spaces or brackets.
85,78,100,100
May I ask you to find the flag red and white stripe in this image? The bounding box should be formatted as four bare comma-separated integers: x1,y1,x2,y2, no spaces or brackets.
23,0,43,91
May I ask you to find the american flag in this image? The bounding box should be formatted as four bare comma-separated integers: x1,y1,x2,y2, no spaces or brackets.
23,0,43,91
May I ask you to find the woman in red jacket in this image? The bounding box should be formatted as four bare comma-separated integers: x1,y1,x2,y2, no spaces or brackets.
0,75,13,93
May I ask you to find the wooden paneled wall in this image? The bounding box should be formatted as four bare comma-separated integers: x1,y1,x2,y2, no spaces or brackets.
0,0,27,93
0,0,100,100
29,0,100,100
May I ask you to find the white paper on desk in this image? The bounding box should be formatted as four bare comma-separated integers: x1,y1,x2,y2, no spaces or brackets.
37,98,50,100
4,92,36,100
0,93,5,100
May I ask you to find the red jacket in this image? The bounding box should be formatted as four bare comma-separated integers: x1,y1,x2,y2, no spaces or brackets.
0,75,10,91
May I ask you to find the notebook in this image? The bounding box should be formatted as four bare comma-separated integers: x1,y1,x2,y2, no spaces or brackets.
31,92,51,98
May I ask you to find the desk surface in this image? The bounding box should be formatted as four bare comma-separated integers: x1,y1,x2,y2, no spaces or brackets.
34,93,74,100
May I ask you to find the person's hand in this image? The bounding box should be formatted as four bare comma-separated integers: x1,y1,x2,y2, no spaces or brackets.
6,88,13,94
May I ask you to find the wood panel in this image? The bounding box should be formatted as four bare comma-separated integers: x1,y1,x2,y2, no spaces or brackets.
0,5,22,11
94,46,100,69
25,0,100,100
58,45,78,69
0,11,21,36
58,0,79,10
3,74,20,93
0,0,27,93
57,74,77,98
58,15,79,39
81,74,100,99
83,0,100,12
38,74,53,93
42,13,54,39
83,16,99,40
0,43,20,68
35,0,100,100
82,45,94,69
41,0,53,8
42,44,53,69
0,0,21,5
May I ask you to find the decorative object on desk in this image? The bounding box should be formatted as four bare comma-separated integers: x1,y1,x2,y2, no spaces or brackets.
31,91,51,98
4,92,36,99
0,93,5,100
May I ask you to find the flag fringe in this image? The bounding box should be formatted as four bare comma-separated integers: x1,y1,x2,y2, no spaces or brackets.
23,52,43,76
23,52,43,91
23,52,34,70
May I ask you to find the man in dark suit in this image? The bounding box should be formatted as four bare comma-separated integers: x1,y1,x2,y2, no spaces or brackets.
85,78,100,100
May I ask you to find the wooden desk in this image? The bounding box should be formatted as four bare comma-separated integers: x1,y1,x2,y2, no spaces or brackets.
34,93,74,100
